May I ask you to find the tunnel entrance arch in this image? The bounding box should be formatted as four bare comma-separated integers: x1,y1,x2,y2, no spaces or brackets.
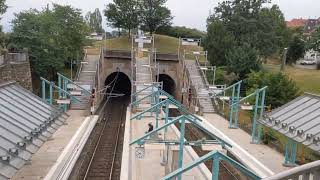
157,74,176,96
104,71,132,97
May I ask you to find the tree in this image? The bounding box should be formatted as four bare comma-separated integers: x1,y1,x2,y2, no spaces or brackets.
139,0,173,35
226,44,261,79
104,0,139,36
246,71,300,108
204,0,289,74
204,21,235,66
10,4,89,79
287,35,305,64
0,0,7,17
0,0,7,50
309,27,320,52
85,8,104,33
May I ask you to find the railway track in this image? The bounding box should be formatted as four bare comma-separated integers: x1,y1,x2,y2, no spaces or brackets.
69,98,127,180
83,98,126,180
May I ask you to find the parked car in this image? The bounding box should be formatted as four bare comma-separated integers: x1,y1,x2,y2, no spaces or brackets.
300,59,316,65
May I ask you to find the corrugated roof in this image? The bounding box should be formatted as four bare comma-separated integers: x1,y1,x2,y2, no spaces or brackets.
0,81,69,179
259,93,320,153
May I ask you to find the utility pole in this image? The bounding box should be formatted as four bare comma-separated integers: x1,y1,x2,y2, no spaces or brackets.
281,48,288,71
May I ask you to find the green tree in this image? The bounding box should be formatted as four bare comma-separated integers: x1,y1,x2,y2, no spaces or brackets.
0,0,7,16
85,8,104,33
204,21,235,66
287,35,305,64
104,0,139,36
309,27,320,52
205,0,288,74
0,0,7,50
226,44,261,79
139,0,173,35
246,71,300,108
10,4,89,79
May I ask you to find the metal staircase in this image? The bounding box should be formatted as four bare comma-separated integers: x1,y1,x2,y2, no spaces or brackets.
70,55,98,110
134,57,154,110
184,60,215,113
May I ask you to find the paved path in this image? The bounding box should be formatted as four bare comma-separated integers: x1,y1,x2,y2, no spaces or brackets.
203,113,291,174
130,117,210,180
12,110,87,180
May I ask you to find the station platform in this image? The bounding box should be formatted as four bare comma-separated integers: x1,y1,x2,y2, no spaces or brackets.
127,116,212,180
202,113,291,174
11,110,88,180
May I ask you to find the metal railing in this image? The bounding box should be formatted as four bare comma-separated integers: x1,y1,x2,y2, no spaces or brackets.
263,160,320,180
195,57,210,89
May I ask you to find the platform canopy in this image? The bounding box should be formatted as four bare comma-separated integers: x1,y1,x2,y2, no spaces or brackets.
259,93,320,153
0,81,69,179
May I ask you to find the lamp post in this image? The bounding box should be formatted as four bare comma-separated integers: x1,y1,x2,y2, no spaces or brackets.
281,48,288,71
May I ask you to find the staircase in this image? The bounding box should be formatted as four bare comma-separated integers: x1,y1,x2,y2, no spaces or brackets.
70,55,98,110
135,57,154,110
184,60,215,113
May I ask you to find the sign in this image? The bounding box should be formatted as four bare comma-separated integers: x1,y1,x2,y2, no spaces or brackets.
135,147,145,159
135,38,152,44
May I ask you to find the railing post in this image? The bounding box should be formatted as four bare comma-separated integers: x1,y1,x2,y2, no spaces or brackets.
251,91,260,143
177,118,186,180
212,154,220,180
49,82,54,105
229,86,236,128
42,80,46,101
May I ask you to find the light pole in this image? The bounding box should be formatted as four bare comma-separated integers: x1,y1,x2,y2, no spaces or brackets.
281,48,288,71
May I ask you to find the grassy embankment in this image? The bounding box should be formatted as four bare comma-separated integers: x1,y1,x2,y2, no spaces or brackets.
95,34,205,61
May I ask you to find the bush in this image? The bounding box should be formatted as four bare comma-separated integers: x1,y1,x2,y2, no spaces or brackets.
246,71,300,108
156,26,206,39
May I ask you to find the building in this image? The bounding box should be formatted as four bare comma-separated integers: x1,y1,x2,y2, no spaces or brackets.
0,51,33,91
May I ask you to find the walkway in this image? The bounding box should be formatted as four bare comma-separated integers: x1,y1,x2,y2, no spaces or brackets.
71,54,99,110
11,110,87,179
129,117,210,180
184,60,215,113
202,113,291,174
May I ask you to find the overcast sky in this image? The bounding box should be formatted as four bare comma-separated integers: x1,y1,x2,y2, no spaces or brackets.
1,0,320,32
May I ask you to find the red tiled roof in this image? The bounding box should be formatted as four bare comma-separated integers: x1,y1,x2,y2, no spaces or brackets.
286,18,308,28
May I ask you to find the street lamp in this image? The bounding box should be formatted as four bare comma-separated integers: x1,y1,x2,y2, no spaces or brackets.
281,47,288,71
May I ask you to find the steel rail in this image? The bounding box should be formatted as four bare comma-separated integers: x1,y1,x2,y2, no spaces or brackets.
82,113,111,180
108,105,125,180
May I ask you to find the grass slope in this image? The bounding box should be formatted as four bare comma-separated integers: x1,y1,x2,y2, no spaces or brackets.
264,64,320,94
95,34,203,54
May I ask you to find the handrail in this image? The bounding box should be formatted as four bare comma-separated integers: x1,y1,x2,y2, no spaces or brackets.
75,50,87,81
195,57,210,88
40,77,81,102
57,73,92,95
263,160,320,180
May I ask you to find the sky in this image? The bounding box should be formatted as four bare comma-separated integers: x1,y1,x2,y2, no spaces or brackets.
1,0,320,32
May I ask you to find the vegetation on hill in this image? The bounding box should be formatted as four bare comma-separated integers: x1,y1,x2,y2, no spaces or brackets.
156,26,206,39
96,34,202,54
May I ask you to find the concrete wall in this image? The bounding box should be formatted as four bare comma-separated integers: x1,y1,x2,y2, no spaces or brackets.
0,53,32,91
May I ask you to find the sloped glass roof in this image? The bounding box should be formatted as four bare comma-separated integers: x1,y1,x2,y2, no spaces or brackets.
0,82,69,179
259,93,320,153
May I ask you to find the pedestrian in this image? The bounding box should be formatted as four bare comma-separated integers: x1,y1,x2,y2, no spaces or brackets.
146,122,154,133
